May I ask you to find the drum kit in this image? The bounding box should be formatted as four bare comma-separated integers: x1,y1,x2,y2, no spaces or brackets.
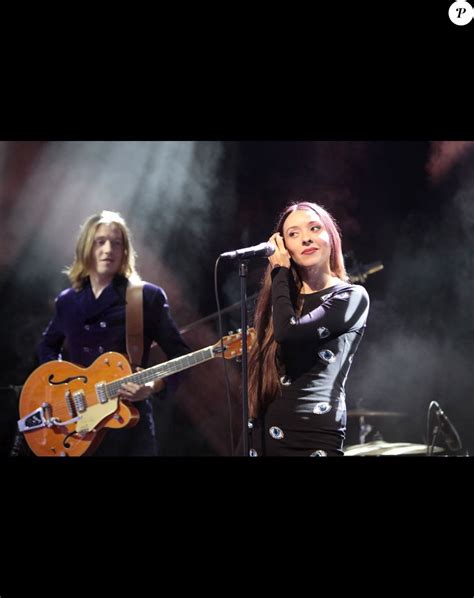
344,408,445,456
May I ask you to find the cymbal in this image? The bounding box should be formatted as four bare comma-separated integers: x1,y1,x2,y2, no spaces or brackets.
344,441,444,456
347,409,407,418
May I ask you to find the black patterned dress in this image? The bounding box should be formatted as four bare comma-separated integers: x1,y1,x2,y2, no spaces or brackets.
248,266,370,457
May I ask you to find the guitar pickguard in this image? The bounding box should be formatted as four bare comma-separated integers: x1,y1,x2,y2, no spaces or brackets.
75,398,120,434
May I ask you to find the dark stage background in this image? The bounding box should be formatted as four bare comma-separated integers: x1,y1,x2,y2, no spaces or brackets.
1,140,473,456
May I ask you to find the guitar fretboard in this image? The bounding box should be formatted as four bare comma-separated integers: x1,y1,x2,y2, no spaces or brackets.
105,346,215,398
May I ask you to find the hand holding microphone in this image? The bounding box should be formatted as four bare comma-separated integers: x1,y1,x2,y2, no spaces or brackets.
267,233,291,269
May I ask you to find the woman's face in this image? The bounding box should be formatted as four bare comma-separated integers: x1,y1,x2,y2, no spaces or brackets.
282,209,332,270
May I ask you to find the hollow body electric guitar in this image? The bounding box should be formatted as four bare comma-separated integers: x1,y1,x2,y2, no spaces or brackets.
18,329,255,457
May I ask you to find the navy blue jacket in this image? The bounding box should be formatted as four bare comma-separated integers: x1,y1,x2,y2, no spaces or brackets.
37,275,190,456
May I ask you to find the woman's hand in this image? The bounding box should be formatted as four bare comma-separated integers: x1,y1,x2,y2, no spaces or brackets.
119,371,166,402
267,233,291,269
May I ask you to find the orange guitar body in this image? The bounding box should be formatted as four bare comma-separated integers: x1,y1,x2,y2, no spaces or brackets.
18,329,255,457
19,353,139,457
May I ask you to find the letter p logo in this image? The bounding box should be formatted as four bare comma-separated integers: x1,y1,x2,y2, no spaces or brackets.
449,0,474,25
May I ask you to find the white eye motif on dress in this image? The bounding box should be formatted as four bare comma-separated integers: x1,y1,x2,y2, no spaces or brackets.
317,326,330,339
313,402,332,415
318,349,336,364
269,426,284,440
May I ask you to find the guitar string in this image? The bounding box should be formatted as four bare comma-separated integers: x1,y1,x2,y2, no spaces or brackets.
105,349,216,396
105,335,251,396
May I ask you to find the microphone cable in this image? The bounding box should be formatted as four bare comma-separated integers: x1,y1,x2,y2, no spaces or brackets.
214,256,235,456
426,400,463,455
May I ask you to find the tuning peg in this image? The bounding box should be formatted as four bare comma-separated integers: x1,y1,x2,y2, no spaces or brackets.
227,330,234,335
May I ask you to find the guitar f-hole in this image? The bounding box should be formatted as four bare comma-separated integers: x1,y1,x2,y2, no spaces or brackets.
49,374,88,385
63,430,80,449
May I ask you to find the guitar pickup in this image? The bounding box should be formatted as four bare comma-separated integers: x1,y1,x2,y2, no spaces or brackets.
72,390,87,413
95,382,109,404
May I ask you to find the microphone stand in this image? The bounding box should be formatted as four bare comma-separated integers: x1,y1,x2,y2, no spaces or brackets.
239,260,250,456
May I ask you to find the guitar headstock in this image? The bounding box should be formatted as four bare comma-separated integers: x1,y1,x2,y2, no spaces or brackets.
212,327,256,360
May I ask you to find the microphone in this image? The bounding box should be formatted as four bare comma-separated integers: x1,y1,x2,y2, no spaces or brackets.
220,242,276,260
433,402,462,452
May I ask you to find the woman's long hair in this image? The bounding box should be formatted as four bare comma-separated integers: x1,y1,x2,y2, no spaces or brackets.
65,210,140,291
247,201,348,419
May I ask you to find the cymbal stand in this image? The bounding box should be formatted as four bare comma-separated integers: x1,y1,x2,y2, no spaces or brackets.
358,416,372,444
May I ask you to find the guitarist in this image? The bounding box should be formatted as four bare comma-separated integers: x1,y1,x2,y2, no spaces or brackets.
36,210,190,456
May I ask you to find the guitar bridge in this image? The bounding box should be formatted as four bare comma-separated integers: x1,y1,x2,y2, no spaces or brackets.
18,404,82,433
18,406,49,432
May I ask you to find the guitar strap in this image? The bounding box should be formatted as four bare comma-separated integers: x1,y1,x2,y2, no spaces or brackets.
125,280,145,369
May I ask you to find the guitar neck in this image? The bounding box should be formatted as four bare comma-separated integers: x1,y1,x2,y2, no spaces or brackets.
105,346,216,397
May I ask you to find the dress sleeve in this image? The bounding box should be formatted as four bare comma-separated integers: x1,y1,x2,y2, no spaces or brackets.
37,297,65,364
271,266,370,344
